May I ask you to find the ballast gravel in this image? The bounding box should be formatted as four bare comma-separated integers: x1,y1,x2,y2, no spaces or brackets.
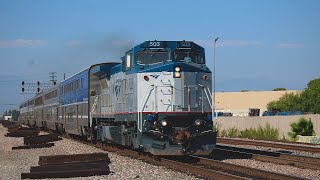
222,158,320,179
229,143,320,158
219,142,320,179
0,125,200,180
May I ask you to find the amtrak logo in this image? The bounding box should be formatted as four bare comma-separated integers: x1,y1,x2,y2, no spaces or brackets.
150,74,160,79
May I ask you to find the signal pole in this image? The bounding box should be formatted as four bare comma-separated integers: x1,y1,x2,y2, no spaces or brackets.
49,72,57,85
20,81,53,94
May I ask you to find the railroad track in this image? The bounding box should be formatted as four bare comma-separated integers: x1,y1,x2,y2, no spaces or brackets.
66,135,308,180
217,137,320,153
186,156,306,180
8,123,312,180
211,145,320,170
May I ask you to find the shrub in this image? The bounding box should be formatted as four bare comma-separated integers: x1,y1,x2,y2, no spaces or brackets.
239,123,279,140
288,117,315,140
218,123,279,141
218,127,240,137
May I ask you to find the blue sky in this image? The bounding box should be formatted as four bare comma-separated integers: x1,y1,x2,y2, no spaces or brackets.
0,0,319,113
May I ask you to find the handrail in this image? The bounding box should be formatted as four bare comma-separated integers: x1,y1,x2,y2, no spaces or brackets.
198,84,213,110
206,87,215,119
203,88,213,109
137,85,154,132
91,95,99,113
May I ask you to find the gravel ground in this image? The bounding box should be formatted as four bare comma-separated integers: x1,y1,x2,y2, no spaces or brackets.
218,143,320,179
2,124,319,180
0,125,200,180
220,142,320,158
222,158,320,179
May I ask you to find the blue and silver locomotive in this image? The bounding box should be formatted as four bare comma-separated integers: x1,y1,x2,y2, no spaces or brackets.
19,40,217,155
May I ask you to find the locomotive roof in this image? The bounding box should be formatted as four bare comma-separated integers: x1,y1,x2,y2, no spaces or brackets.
130,40,204,52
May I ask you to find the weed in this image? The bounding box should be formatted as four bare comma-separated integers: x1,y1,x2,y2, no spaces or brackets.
218,123,279,141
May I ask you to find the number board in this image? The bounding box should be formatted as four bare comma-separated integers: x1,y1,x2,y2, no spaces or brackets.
143,41,166,48
177,41,193,48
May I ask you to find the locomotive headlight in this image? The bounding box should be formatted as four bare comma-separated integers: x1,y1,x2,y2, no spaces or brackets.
194,119,203,126
161,120,168,127
174,66,181,78
174,72,181,78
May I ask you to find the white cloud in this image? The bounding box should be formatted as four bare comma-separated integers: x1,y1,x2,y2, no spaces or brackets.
66,40,81,48
274,43,304,49
195,39,263,48
0,39,48,48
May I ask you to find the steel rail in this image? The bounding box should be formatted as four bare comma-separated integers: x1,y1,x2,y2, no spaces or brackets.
39,129,311,179
215,144,320,166
191,156,307,180
94,143,245,180
212,147,320,170
217,137,320,153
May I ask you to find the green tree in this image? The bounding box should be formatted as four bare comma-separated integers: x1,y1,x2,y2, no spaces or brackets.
288,117,315,139
267,93,302,111
272,87,286,91
300,78,320,113
267,78,320,113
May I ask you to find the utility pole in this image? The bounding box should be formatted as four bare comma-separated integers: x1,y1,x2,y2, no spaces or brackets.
214,37,219,120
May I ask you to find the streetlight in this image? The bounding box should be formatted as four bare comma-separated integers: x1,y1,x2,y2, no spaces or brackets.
213,37,219,120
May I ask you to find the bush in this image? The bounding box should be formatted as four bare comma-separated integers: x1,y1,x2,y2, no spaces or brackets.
218,127,240,138
218,123,279,141
239,123,279,141
267,78,320,113
288,117,315,140
273,87,286,91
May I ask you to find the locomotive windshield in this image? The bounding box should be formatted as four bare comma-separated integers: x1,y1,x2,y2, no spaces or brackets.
136,50,169,65
173,50,205,64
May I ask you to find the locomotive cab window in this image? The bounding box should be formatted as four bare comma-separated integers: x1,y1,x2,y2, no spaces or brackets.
136,50,169,65
173,50,205,64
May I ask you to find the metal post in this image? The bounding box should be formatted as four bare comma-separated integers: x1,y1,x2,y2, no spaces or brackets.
214,37,219,120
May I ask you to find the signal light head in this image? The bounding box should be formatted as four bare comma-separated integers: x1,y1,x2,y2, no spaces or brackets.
203,75,209,80
175,66,181,72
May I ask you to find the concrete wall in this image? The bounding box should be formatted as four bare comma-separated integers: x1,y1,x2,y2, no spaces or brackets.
215,114,320,138
214,90,302,116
